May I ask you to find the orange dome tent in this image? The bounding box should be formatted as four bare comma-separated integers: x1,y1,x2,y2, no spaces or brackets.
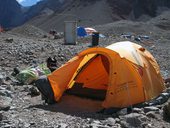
48,41,165,108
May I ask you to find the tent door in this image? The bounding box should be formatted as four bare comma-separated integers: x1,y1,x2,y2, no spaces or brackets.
66,54,110,100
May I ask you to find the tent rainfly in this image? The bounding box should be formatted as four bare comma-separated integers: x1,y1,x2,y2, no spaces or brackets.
47,41,165,108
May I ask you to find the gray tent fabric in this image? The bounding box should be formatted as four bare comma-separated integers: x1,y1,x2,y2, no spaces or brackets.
34,75,55,104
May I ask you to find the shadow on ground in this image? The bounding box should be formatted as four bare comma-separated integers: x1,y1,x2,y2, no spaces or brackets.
28,94,109,119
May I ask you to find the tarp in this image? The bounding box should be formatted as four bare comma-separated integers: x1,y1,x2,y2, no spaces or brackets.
77,27,105,38
48,41,165,108
85,27,97,35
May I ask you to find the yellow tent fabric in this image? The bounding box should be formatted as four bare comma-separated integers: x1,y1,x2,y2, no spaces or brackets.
48,41,165,108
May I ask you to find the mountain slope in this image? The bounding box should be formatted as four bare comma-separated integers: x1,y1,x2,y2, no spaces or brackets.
0,0,170,29
23,0,72,22
26,0,170,32
27,0,114,32
0,0,23,28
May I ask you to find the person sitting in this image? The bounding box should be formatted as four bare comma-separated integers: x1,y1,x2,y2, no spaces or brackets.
46,57,57,72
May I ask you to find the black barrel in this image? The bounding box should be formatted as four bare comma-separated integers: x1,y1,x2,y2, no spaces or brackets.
92,32,99,46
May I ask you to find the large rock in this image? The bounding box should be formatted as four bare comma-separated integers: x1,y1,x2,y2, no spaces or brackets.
29,86,40,97
0,95,12,111
166,87,170,93
165,83,170,88
132,108,144,114
144,106,160,113
104,117,116,127
163,101,170,118
148,91,170,106
146,111,157,118
0,87,12,98
0,112,7,122
120,113,148,128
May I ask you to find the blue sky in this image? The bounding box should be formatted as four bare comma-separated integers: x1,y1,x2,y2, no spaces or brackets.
17,0,41,6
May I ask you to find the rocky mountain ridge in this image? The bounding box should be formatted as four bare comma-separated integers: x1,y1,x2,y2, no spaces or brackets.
0,0,170,29
0,0,23,28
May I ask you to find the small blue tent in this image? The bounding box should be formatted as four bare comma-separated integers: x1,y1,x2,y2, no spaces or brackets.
77,27,87,37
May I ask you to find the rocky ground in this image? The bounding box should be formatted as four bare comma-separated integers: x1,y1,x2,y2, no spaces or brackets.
0,11,170,128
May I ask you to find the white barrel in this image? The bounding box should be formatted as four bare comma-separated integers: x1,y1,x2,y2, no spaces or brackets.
64,21,77,45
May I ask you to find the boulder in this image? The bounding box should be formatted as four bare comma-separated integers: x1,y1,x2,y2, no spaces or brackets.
5,38,14,43
148,91,170,106
144,106,160,113
166,87,170,93
6,84,15,92
146,111,157,118
132,108,144,114
54,33,63,39
58,123,68,128
29,86,40,97
117,108,128,115
105,117,116,126
163,101,170,118
0,88,12,98
165,83,170,88
120,113,148,128
125,113,142,127
0,95,12,111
